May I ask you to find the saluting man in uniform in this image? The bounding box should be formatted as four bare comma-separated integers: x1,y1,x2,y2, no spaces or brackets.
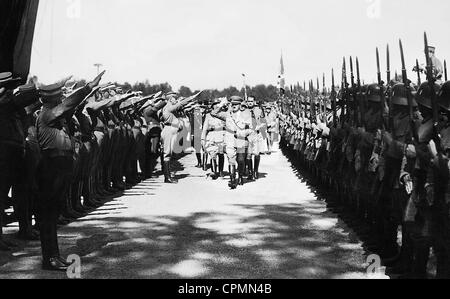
160,92,201,183
36,71,104,271
202,98,226,180
141,94,167,178
211,96,253,189
0,72,38,250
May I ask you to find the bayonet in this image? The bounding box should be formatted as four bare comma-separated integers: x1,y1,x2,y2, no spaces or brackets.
377,47,388,130
332,68,337,127
323,73,326,95
416,59,422,85
342,57,348,123
356,57,361,88
356,57,365,128
350,56,358,126
310,80,315,122
377,47,382,85
387,44,391,85
445,60,448,82
400,38,418,141
424,32,439,136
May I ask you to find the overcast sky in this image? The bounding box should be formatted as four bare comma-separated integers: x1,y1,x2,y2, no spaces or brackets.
30,0,450,90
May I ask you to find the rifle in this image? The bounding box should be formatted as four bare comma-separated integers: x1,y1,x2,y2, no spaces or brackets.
399,38,418,142
317,77,320,95
356,57,365,128
310,80,316,123
416,59,422,85
387,44,394,131
342,57,349,124
331,68,337,128
424,32,440,149
350,56,358,126
322,73,327,123
387,44,391,84
445,60,448,82
376,47,388,131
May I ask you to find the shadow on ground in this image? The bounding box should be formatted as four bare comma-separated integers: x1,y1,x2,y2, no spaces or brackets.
0,201,366,279
0,150,368,279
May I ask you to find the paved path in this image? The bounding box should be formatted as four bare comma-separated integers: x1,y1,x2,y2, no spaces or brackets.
0,145,382,279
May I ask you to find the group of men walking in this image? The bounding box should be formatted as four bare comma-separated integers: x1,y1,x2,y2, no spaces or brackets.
195,96,278,189
278,35,450,279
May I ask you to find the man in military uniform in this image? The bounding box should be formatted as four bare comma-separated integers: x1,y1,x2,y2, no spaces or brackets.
266,105,279,154
396,81,442,278
202,98,226,180
84,92,114,206
190,103,204,169
353,83,385,248
160,92,201,183
432,80,450,278
211,96,253,189
14,83,42,241
415,46,444,84
36,71,104,271
247,97,267,180
141,94,166,179
0,72,38,250
380,83,420,271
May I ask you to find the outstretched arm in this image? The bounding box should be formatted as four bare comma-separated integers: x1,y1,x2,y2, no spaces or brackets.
46,72,105,126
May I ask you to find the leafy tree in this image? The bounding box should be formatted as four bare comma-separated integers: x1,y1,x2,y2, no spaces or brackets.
178,86,193,97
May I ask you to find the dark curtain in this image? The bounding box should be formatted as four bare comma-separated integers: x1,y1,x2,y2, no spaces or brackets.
0,0,39,82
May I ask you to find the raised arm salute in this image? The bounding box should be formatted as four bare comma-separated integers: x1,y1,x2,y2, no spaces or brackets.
36,71,105,272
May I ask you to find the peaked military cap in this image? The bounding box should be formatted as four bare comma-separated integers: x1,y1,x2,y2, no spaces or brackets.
230,96,243,105
0,72,21,90
39,81,65,100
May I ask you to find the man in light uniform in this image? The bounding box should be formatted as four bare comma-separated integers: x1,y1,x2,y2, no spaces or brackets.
211,96,252,189
202,98,225,180
161,92,201,183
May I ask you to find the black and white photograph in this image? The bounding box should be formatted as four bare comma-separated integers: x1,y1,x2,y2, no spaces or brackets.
0,0,450,283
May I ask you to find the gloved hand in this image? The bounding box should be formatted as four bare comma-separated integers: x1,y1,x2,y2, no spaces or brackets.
429,140,438,158
405,144,417,159
368,152,379,173
401,173,414,195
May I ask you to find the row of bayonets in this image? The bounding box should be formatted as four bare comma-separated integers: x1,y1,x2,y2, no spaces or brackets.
289,32,447,134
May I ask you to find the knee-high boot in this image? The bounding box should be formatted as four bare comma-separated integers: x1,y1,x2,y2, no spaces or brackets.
218,154,225,177
254,155,260,180
228,165,237,189
247,159,254,181
164,161,178,184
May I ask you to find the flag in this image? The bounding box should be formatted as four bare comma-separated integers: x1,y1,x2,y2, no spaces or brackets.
0,0,40,82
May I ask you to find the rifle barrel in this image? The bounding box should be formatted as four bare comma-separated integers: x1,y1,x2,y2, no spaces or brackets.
445,60,448,81
416,59,422,85
387,44,391,84
376,48,382,84
424,32,439,125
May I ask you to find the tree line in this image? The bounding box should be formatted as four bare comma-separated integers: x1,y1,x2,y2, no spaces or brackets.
116,80,280,103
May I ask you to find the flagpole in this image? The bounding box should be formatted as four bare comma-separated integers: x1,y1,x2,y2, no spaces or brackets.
242,73,248,101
